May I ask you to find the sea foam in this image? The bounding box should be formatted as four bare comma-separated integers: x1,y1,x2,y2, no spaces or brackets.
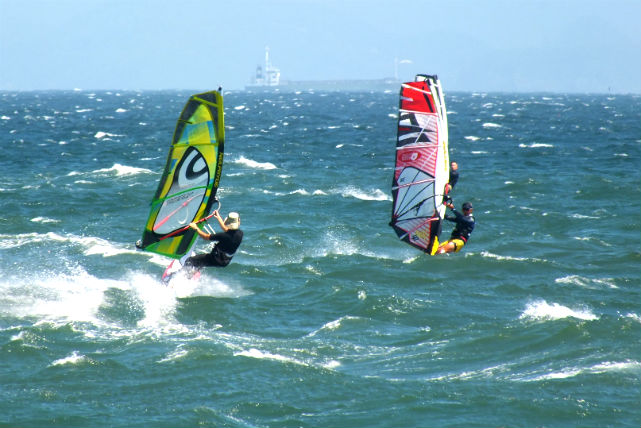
519,300,598,321
234,155,277,170
92,163,153,176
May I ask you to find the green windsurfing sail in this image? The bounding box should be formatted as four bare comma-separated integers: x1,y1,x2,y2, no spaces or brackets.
137,90,224,258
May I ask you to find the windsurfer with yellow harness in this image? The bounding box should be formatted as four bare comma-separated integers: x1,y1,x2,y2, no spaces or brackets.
437,201,475,254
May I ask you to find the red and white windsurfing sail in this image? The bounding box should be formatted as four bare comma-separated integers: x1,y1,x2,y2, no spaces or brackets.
390,75,450,255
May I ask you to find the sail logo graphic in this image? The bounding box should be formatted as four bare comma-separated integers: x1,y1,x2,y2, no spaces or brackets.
176,147,208,189
400,151,420,162
412,228,429,243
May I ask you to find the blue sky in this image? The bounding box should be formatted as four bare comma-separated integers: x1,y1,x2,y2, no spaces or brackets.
1,0,640,93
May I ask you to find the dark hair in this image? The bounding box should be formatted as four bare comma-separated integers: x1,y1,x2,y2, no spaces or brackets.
462,202,473,211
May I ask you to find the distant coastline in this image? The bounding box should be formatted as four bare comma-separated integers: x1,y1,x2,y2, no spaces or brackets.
245,77,401,92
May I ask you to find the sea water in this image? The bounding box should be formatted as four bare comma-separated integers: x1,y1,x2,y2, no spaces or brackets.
0,89,639,427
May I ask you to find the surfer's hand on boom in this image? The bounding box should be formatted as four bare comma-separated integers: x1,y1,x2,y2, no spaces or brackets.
189,222,211,240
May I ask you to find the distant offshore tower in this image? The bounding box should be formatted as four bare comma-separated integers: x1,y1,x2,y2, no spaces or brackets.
251,46,281,87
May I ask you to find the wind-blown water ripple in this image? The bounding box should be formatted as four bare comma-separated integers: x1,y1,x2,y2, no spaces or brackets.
1,90,639,427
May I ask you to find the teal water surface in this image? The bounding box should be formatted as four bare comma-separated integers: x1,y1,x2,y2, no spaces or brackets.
0,90,639,427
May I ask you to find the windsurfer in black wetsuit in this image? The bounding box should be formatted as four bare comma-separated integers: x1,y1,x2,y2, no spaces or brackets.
437,201,475,254
444,161,459,204
184,210,243,269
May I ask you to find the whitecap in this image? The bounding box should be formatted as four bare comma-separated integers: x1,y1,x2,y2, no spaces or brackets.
92,163,152,176
234,155,277,170
234,348,307,366
0,231,138,257
323,360,341,369
307,316,360,337
555,275,617,289
115,108,127,113
30,217,60,224
519,143,554,148
519,300,598,321
94,131,124,139
482,122,502,128
51,351,87,366
572,236,611,247
591,360,641,373
517,360,641,382
570,213,599,219
624,313,641,323
464,136,480,141
480,251,547,263
340,186,390,201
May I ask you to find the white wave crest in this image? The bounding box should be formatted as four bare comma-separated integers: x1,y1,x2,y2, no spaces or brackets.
234,348,307,366
517,360,641,382
30,217,60,224
308,316,361,337
480,251,547,263
0,232,139,257
51,351,87,366
555,275,617,289
520,300,598,321
234,156,277,170
157,347,190,363
340,186,390,201
482,122,502,128
92,163,152,176
290,189,310,196
519,143,554,148
94,131,124,139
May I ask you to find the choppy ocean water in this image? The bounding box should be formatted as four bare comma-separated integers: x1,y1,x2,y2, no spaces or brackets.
0,89,639,427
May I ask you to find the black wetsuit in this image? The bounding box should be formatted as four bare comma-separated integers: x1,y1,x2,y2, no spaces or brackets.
443,169,459,205
449,168,459,189
445,209,475,243
185,229,243,268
